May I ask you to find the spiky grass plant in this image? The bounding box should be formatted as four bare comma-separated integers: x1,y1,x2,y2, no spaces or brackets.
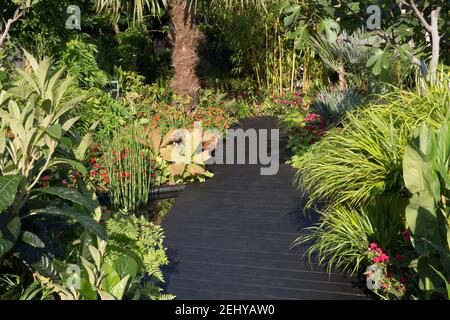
294,204,403,275
293,84,450,208
314,87,365,123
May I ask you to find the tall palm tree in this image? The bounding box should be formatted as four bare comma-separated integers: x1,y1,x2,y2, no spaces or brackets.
94,0,266,106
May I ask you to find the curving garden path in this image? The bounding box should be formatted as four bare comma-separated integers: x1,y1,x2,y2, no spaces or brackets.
162,117,367,300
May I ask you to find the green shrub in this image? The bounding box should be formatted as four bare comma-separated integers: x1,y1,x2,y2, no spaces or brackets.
293,84,450,208
57,36,108,88
74,88,129,139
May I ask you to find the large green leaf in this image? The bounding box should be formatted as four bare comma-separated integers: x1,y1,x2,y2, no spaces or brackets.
14,231,58,279
293,26,310,50
403,144,434,194
109,275,130,300
45,124,62,140
33,206,106,239
318,18,340,43
22,231,45,248
0,216,21,257
35,187,98,212
406,191,439,256
436,121,450,167
49,158,87,176
283,4,300,26
0,175,21,213
113,255,138,279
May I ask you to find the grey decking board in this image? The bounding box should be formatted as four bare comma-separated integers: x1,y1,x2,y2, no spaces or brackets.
162,117,366,300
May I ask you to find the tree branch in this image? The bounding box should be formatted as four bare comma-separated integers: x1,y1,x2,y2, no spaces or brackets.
0,8,25,48
408,0,432,33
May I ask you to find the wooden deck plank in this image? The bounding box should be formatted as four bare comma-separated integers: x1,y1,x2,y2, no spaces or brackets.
162,117,367,300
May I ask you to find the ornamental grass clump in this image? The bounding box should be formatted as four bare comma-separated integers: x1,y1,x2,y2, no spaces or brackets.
293,84,450,209
293,79,449,280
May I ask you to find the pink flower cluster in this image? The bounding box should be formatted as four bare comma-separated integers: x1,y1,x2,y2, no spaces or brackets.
369,243,390,263
303,113,327,145
304,113,321,122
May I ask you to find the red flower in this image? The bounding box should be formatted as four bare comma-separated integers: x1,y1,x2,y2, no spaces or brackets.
89,158,96,164
90,171,97,177
41,175,52,181
399,276,407,283
369,243,377,250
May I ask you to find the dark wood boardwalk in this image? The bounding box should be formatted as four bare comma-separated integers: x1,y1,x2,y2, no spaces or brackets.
162,117,367,300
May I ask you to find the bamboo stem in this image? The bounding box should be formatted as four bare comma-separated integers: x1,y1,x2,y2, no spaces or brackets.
278,19,283,93
290,45,296,92
265,22,270,89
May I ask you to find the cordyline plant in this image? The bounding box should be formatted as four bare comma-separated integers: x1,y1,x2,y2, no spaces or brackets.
0,52,106,278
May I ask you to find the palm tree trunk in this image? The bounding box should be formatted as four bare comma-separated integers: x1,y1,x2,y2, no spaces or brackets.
170,0,202,111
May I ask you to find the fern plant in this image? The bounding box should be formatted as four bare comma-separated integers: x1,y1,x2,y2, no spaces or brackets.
106,210,170,284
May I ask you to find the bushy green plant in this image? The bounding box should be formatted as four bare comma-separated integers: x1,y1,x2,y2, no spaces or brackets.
293,84,450,208
0,53,106,281
74,88,129,139
57,36,108,88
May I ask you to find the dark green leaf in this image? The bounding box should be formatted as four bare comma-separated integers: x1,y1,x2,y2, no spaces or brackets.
0,216,21,257
33,206,106,239
0,175,21,213
35,187,97,212
45,124,62,140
